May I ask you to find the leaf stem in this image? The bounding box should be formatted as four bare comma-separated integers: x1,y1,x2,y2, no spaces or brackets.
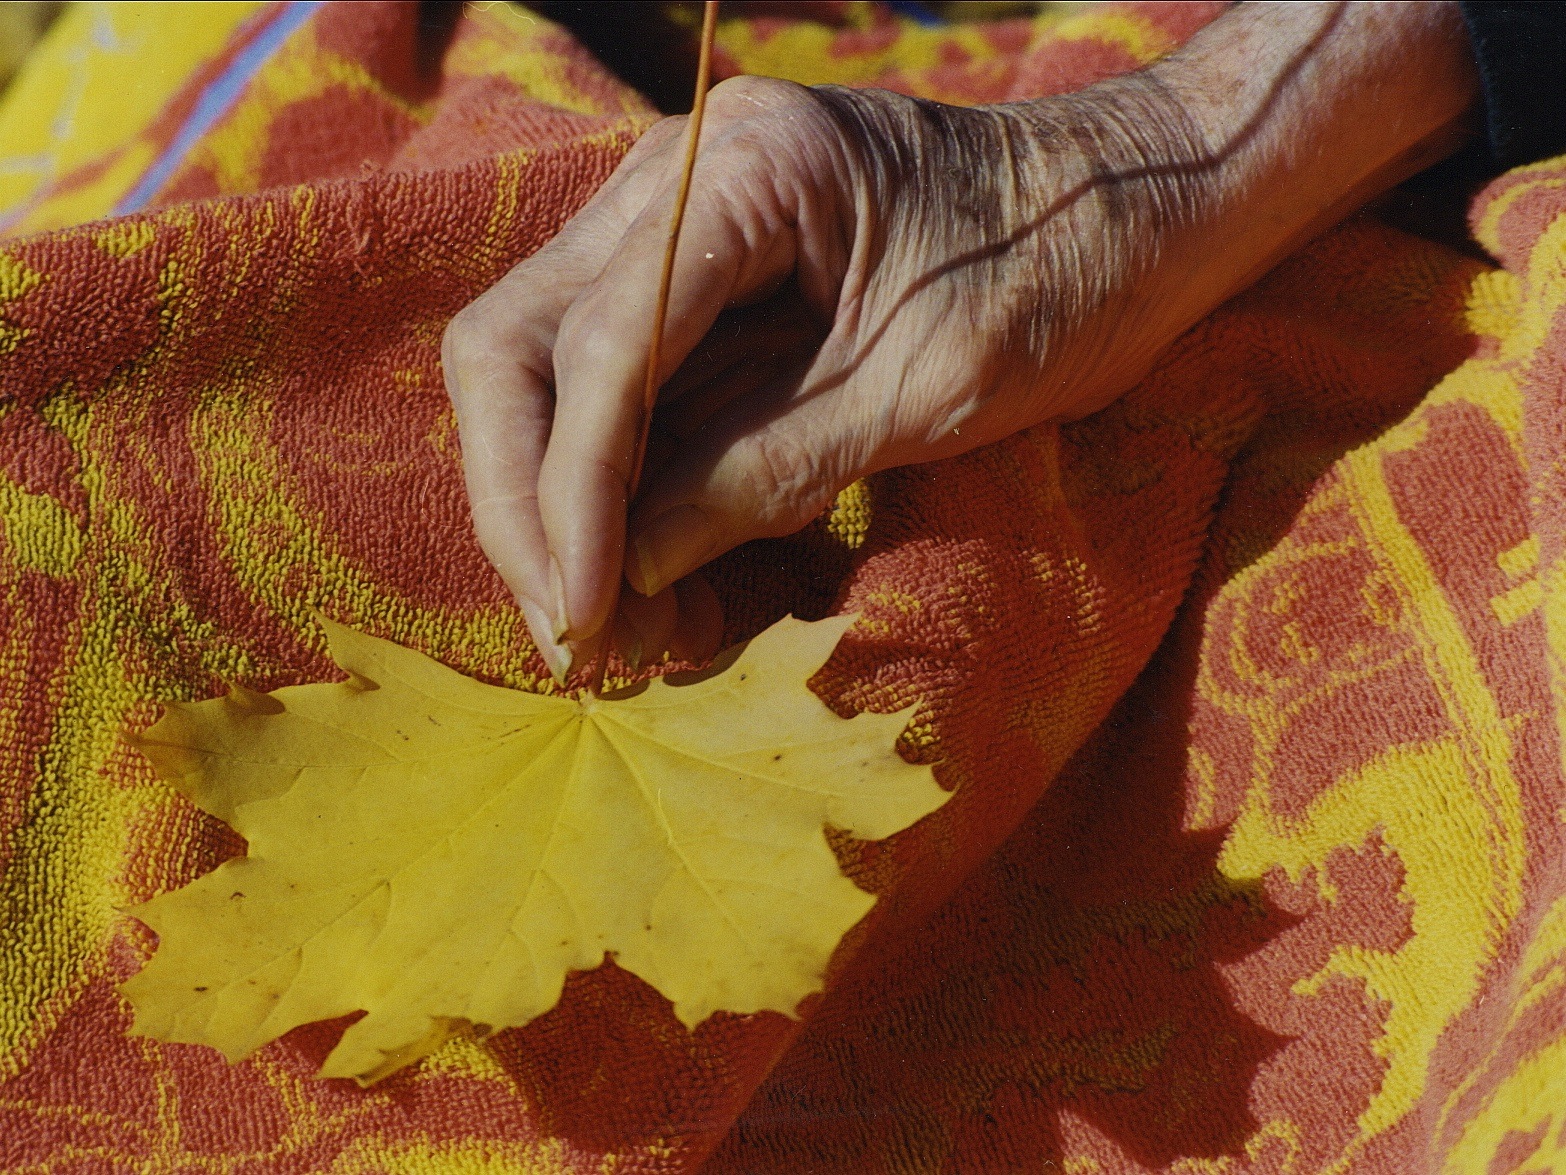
591,0,719,699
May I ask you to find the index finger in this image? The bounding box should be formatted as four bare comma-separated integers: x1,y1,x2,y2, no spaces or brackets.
442,119,687,671
538,80,840,644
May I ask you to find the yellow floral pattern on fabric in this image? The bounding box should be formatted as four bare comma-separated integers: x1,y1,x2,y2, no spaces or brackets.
0,3,1562,1172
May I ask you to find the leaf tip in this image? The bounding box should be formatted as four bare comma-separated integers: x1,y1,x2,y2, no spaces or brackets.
320,1015,477,1086
224,684,285,717
125,710,208,794
313,611,363,664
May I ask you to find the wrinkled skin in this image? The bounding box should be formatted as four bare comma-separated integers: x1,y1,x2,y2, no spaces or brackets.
443,74,1208,675
441,2,1479,679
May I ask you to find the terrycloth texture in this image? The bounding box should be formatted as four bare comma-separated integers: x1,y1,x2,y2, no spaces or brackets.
0,2,1561,1172
710,0,1226,102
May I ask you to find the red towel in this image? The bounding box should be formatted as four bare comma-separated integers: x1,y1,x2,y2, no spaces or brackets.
0,3,1559,1170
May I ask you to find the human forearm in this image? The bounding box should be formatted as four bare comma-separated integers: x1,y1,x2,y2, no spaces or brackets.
1167,1,1478,291
1139,3,1478,352
989,1,1481,418
445,2,1484,671
939,2,1478,426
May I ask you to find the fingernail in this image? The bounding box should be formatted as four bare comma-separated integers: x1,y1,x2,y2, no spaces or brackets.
547,555,572,644
631,505,716,597
519,595,573,685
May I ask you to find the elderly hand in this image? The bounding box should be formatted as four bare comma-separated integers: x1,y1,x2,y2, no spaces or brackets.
442,1,1477,680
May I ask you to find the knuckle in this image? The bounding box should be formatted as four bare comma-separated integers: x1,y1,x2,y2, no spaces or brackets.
626,114,685,159
552,305,618,382
446,288,517,355
443,296,519,371
708,79,839,161
738,428,834,535
443,304,482,355
466,505,510,556
441,306,487,394
708,74,812,116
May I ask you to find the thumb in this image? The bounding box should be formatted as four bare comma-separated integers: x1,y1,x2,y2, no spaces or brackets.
624,361,891,598
536,80,845,645
624,272,1019,597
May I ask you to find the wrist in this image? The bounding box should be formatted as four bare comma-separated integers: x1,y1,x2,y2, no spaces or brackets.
982,76,1226,415
1143,1,1480,307
993,1,1481,420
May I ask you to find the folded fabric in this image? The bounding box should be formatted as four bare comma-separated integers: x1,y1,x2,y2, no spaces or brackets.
0,2,1560,1171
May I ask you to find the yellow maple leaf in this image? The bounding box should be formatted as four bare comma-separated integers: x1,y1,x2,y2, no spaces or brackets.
123,614,948,1084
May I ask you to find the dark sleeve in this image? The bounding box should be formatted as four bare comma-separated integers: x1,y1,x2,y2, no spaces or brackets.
1459,1,1566,170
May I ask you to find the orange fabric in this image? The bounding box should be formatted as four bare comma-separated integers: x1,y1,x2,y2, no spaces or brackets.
0,2,1561,1172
